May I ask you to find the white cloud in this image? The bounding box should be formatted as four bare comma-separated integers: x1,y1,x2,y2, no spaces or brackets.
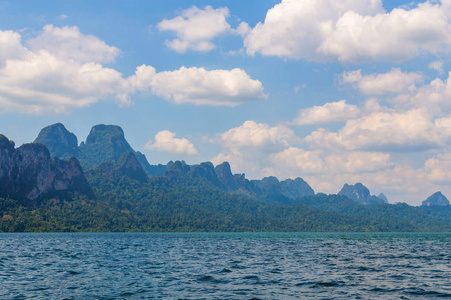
424,152,451,183
0,26,267,114
342,68,423,95
28,24,119,63
234,22,251,37
390,72,451,114
325,151,393,174
218,120,295,151
0,30,28,66
302,163,435,205
294,100,360,125
266,147,326,175
0,30,134,114
245,0,451,62
145,130,198,155
147,66,266,106
306,109,445,152
429,60,444,74
158,6,232,53
265,148,392,178
211,121,297,178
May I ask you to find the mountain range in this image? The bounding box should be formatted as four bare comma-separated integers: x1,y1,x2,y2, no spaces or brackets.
1,123,450,232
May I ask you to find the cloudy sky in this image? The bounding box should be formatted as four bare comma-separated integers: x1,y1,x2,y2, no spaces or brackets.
1,0,451,205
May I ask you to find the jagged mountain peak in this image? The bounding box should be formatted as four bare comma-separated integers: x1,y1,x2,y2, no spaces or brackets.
34,123,78,160
422,191,449,207
0,136,93,203
338,183,385,205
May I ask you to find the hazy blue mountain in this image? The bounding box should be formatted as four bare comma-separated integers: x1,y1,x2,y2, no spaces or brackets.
163,161,222,187
280,178,315,198
34,123,78,160
422,192,450,207
189,162,222,187
338,183,386,205
2,133,451,232
86,152,148,183
214,162,246,191
377,193,389,204
134,152,172,176
78,125,136,170
35,123,168,176
0,134,93,204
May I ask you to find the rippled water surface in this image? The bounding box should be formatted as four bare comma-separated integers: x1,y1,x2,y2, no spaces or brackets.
1,232,450,299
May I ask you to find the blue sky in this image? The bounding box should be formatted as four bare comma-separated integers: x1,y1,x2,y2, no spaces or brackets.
1,0,451,205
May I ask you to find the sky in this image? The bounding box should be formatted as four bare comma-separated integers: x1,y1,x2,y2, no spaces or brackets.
1,0,451,205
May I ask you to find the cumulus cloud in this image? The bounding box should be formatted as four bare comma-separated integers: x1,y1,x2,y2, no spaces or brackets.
145,130,198,155
424,152,451,183
267,147,326,175
294,100,360,125
390,72,451,114
429,60,444,74
28,25,119,63
147,67,266,106
211,121,297,177
306,109,447,152
342,68,423,95
0,26,266,114
325,151,393,174
0,26,135,114
158,6,245,52
218,120,295,151
265,148,392,178
245,0,451,62
0,30,28,66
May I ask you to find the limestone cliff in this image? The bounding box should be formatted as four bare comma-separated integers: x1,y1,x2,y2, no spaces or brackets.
0,135,93,204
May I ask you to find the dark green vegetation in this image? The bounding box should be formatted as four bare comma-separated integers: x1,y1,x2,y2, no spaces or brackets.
1,123,451,232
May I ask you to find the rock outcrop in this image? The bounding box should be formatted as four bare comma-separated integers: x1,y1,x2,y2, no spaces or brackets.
86,152,148,183
422,192,449,207
0,135,93,204
280,178,315,198
338,183,386,205
34,123,78,159
35,123,158,175
377,193,389,204
215,162,246,191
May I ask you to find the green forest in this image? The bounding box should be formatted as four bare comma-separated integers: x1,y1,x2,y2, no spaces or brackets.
1,171,451,232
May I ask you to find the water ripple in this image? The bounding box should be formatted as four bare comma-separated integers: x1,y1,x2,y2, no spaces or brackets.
0,232,450,299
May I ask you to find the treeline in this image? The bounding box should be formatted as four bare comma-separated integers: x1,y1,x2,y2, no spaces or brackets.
1,171,451,232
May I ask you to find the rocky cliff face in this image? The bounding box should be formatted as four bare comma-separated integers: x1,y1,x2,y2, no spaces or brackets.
37,123,156,175
86,152,148,183
164,161,222,187
78,124,135,170
214,162,246,191
422,192,449,207
34,123,78,159
338,183,386,205
0,135,93,204
280,178,315,198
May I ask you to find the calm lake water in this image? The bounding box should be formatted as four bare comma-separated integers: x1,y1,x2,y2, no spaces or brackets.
0,232,450,299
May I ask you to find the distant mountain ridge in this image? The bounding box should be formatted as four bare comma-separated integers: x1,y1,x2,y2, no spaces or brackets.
34,123,316,202
2,129,451,232
27,123,451,208
35,123,169,176
338,183,388,205
422,192,450,207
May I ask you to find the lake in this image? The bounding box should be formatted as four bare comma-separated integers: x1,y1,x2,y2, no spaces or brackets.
1,232,450,299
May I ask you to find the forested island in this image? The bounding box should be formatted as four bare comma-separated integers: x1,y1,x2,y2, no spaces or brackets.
1,123,450,232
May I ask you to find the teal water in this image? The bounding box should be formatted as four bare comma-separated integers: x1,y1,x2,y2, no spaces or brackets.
0,232,450,299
